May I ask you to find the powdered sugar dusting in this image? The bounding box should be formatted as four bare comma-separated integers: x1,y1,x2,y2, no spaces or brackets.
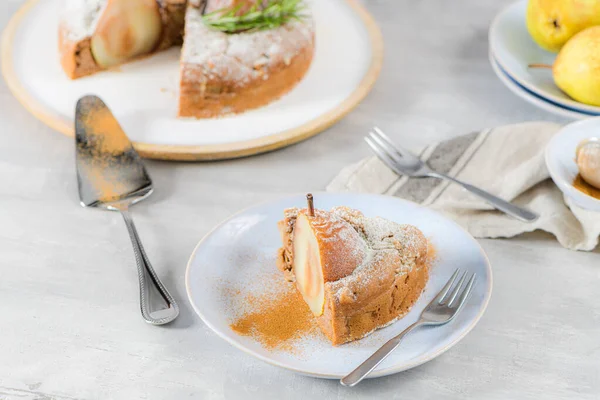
327,207,427,300
60,0,106,41
60,0,315,85
333,207,425,258
182,3,315,85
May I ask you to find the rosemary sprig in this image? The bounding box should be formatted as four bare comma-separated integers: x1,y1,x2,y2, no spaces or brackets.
202,0,307,33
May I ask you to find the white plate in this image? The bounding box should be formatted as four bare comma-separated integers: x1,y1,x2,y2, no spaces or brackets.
489,51,591,120
546,118,600,211
1,0,383,160
185,193,493,379
489,0,600,116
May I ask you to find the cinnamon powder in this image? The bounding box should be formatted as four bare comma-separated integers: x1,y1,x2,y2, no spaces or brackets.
229,234,438,352
80,105,131,155
78,103,137,203
230,283,319,352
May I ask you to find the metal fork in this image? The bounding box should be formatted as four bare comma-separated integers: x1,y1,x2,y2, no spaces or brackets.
366,127,539,222
340,269,476,387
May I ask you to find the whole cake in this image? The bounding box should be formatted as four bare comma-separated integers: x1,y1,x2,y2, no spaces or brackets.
58,0,315,118
277,201,430,346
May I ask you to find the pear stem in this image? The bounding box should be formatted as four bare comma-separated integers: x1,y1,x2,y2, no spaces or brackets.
528,63,553,69
306,193,315,217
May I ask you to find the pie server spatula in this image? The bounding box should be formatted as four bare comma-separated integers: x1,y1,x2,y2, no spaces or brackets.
75,95,179,325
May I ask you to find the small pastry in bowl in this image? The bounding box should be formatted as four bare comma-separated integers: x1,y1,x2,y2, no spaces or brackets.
276,195,429,346
576,138,600,190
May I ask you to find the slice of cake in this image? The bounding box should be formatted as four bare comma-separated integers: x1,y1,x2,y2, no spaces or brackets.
277,202,429,346
178,1,315,118
59,0,186,79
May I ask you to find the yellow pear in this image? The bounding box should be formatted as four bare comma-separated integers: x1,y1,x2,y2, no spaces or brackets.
91,0,163,68
552,26,600,106
526,0,600,53
292,209,365,316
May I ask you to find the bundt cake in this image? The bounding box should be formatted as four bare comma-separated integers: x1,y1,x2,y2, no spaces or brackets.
58,0,315,118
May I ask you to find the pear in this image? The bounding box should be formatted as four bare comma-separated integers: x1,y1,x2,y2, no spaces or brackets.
292,209,365,316
526,0,600,53
549,26,600,106
91,0,163,68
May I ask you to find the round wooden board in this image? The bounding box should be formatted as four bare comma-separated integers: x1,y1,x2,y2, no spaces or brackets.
1,0,383,161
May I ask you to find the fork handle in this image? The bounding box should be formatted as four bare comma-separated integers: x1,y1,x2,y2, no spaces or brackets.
432,173,539,222
121,210,179,325
340,320,425,387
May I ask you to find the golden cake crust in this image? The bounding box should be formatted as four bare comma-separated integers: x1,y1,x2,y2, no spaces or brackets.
277,206,430,346
293,209,365,283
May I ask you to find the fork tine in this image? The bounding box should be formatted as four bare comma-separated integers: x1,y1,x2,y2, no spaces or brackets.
443,270,468,305
373,127,419,162
373,127,401,153
431,268,460,304
365,137,402,174
370,129,406,162
450,273,476,309
368,132,406,166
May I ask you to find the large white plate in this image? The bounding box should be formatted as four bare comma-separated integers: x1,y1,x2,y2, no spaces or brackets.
489,0,600,116
489,51,591,120
546,118,600,212
1,0,383,160
185,193,493,379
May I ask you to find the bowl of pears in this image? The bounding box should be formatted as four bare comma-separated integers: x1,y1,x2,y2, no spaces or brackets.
528,0,600,107
489,0,600,115
546,118,600,212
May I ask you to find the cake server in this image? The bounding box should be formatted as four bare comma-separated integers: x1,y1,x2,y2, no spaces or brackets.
75,95,179,325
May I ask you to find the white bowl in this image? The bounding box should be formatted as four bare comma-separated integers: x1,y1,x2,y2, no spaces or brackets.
489,51,590,120
489,0,600,116
546,118,600,211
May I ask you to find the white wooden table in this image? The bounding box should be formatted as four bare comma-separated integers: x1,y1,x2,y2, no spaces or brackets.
1,1,599,399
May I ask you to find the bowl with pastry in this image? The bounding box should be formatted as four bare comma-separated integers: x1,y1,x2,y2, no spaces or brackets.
186,193,492,379
546,117,600,212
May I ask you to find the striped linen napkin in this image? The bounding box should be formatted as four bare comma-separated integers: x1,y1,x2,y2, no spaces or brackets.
327,122,600,251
